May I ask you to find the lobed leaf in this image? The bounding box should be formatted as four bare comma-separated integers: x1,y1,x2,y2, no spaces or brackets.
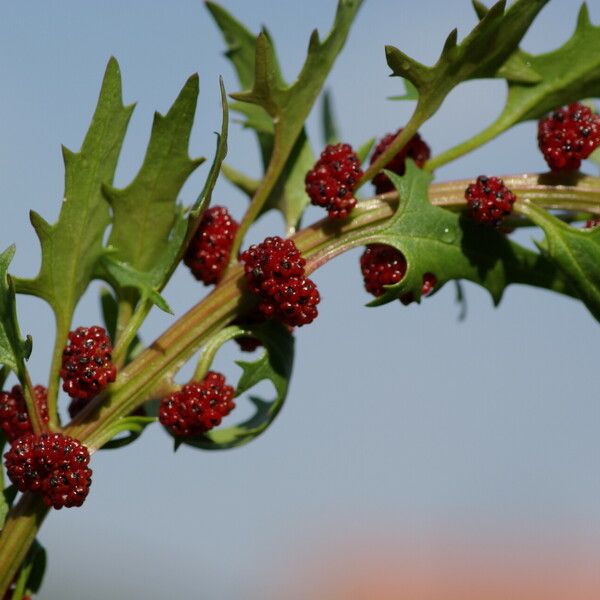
385,0,548,121
179,321,294,451
0,247,32,375
15,58,134,337
367,163,575,306
103,74,204,302
208,1,362,231
520,201,600,322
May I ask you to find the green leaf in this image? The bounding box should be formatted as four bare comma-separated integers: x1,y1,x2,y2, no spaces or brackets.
103,74,204,301
97,254,172,314
221,163,260,197
520,201,600,322
0,485,17,530
15,58,134,337
388,78,419,101
206,2,279,166
162,78,230,277
0,246,32,375
321,90,340,145
214,1,362,232
492,5,600,127
179,322,294,451
100,288,142,360
101,415,157,450
385,0,548,121
356,137,376,165
367,163,575,305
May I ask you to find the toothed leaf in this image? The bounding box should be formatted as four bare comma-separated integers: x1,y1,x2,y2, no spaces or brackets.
180,322,294,451
0,246,32,375
521,202,600,322
366,163,574,306
14,58,134,339
103,74,204,302
386,0,548,120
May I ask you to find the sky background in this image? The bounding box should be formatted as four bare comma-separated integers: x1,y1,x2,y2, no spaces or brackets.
1,1,599,598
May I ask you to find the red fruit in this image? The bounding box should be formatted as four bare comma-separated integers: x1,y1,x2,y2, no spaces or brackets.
305,143,363,219
465,175,516,226
184,206,239,285
370,129,431,194
0,385,48,443
538,102,600,171
360,244,436,303
60,326,116,401
159,371,235,437
360,244,407,297
241,236,320,327
4,432,92,509
586,216,600,229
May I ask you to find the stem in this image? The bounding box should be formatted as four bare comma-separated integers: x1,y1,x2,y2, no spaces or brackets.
358,111,425,188
425,115,513,172
112,300,150,367
18,368,44,436
192,325,249,381
45,315,69,430
1,172,599,592
0,494,48,597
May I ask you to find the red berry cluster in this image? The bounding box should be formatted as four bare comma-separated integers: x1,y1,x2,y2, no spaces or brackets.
184,206,239,285
4,433,92,509
159,371,235,437
241,236,320,327
305,143,363,219
586,216,600,229
360,244,436,304
0,385,48,443
465,176,516,226
370,129,431,194
60,326,116,402
538,102,600,171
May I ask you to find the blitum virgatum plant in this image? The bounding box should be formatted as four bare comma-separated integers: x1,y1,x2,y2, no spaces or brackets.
1,0,600,596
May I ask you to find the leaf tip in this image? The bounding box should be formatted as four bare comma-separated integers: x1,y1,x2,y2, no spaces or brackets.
576,3,592,29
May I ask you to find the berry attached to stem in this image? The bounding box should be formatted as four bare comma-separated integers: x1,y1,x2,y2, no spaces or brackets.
0,385,48,443
241,236,320,327
360,244,436,304
537,102,600,171
464,175,516,226
184,206,239,285
370,129,431,194
4,433,92,509
60,326,117,402
159,371,235,437
305,143,363,219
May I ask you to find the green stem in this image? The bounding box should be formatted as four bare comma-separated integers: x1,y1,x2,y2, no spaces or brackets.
112,300,150,367
192,325,249,381
425,116,512,172
0,494,48,598
18,368,44,436
358,111,426,188
45,315,70,430
1,172,599,593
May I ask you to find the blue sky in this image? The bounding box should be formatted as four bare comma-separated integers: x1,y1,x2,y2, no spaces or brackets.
0,1,599,598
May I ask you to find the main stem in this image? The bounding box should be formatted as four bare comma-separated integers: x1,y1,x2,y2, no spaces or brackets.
1,173,599,595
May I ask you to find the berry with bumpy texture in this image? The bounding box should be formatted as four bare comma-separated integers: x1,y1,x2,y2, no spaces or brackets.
159,371,235,437
360,245,437,304
360,244,407,297
370,129,431,194
4,432,92,509
305,143,363,219
465,176,516,226
60,326,116,400
0,385,48,443
538,103,600,171
241,236,321,327
184,206,239,285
